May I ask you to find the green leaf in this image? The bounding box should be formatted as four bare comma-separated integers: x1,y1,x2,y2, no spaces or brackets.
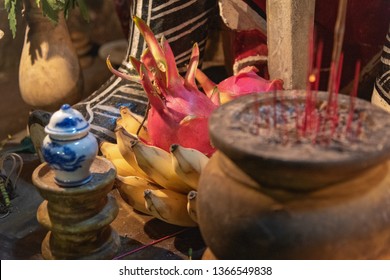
62,0,72,18
62,0,89,21
4,0,88,38
46,0,63,10
40,0,59,23
76,0,89,22
4,0,19,38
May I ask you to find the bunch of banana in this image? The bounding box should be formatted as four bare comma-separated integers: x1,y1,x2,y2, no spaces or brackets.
100,107,208,227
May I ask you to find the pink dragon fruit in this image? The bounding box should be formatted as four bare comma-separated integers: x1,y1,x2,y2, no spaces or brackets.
196,66,284,105
132,16,218,156
108,16,284,157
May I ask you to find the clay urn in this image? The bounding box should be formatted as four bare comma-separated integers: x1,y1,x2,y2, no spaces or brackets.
197,90,390,259
19,0,83,111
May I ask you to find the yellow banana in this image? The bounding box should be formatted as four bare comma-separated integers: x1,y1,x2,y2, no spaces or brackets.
187,190,198,223
118,106,150,142
100,141,123,160
144,189,198,227
115,126,150,179
100,141,139,176
131,140,194,194
112,158,142,177
170,144,209,190
116,175,161,215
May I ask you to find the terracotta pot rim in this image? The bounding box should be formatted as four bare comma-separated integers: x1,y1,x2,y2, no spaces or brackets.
209,90,390,189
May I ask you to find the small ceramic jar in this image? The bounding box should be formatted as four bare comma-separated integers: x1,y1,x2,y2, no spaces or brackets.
42,104,98,187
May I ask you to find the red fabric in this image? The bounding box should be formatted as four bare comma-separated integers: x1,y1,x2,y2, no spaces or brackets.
234,30,268,61
233,29,268,77
252,0,266,12
314,0,389,90
226,0,389,92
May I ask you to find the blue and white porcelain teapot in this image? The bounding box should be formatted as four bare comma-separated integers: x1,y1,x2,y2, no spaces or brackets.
42,104,98,187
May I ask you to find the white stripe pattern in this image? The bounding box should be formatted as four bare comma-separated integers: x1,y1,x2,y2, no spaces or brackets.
155,9,213,41
95,105,121,115
175,39,207,66
384,45,390,54
381,56,390,66
152,0,183,12
94,111,120,119
112,94,149,105
90,124,116,139
167,18,209,43
151,0,197,20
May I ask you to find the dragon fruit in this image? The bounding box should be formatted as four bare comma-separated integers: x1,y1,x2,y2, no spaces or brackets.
108,16,284,157
196,66,284,105
131,16,218,156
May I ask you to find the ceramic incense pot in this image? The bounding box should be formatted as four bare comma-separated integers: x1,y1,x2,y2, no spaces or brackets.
197,90,390,259
209,90,390,190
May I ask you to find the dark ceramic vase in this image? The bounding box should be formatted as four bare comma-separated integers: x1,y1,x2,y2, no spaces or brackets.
197,90,390,259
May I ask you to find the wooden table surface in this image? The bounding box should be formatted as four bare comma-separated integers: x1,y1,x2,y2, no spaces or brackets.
0,151,205,260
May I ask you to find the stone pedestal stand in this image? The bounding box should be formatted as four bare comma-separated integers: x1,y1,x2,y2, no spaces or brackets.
32,156,120,260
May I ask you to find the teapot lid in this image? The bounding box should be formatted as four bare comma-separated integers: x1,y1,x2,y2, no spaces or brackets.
45,104,90,139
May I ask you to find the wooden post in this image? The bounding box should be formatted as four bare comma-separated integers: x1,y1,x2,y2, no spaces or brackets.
266,0,315,89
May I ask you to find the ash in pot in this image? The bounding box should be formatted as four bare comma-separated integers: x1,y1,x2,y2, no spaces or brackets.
212,90,390,163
